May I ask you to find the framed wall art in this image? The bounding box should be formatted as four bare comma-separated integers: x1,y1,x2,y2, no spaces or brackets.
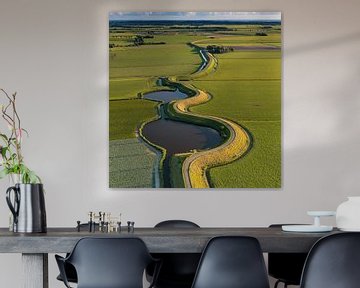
109,12,281,188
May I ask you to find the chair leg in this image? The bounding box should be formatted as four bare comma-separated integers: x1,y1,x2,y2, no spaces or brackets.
274,280,289,288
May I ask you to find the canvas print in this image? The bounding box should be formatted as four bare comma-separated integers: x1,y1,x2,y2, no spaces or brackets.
109,12,281,188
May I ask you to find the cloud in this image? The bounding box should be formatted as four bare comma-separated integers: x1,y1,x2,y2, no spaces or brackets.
109,12,281,21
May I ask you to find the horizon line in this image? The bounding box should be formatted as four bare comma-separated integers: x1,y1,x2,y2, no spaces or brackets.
109,12,281,21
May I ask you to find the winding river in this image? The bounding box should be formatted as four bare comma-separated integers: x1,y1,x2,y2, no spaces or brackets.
142,89,222,188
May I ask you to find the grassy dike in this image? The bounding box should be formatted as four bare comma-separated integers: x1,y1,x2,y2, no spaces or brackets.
161,78,251,188
137,78,231,188
169,154,188,188
177,44,218,81
137,102,167,188
162,78,230,140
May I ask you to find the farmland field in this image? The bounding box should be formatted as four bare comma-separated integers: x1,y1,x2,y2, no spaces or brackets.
208,121,281,188
109,138,158,188
109,12,281,188
110,78,153,100
109,34,202,100
191,50,281,188
109,99,157,140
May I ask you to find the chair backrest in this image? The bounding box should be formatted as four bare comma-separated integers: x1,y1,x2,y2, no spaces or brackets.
191,236,270,288
268,224,308,285
67,237,154,288
152,220,201,284
300,232,360,288
155,220,200,228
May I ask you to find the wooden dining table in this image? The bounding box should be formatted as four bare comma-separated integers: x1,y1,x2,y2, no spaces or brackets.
0,226,339,288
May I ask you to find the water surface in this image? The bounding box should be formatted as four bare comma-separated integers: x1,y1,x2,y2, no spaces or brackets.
143,89,187,103
142,89,222,187
142,119,221,156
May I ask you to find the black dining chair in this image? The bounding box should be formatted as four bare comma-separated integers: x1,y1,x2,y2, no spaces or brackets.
191,236,270,288
56,262,77,284
147,220,201,288
56,223,99,284
300,232,360,288
55,237,161,288
268,224,308,288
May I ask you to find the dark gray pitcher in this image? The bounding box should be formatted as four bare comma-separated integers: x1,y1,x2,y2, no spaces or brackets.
6,183,47,233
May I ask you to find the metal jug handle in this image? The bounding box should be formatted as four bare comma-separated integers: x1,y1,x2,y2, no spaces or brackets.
6,186,20,224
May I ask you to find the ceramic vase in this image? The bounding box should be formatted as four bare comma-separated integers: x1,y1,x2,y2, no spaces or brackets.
336,197,360,231
6,183,47,233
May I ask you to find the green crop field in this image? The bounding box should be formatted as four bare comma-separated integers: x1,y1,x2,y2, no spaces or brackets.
109,138,158,188
109,99,157,140
200,51,281,81
190,50,281,188
109,33,202,101
109,31,204,187
192,79,281,121
110,78,153,100
195,34,281,46
110,45,200,79
208,121,281,188
219,51,281,59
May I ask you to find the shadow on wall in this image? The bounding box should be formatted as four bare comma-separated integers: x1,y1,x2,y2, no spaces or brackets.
282,29,360,209
285,31,360,55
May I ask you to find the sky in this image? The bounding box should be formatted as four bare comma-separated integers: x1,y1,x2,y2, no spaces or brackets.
109,12,281,21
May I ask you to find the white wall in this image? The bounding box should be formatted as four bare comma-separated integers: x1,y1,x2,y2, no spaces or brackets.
1,0,360,287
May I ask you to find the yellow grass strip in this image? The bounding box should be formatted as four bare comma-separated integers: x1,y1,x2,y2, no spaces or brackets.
186,117,250,188
190,49,217,79
174,90,209,112
172,89,251,188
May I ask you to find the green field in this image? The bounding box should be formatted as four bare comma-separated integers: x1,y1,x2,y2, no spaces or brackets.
192,79,281,121
109,99,157,140
109,34,202,99
190,50,281,188
109,78,153,100
110,44,200,78
209,121,281,188
200,51,281,81
109,139,157,188
109,32,203,187
109,19,281,188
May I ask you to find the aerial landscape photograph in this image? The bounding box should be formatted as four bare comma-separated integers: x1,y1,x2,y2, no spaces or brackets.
109,12,281,188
